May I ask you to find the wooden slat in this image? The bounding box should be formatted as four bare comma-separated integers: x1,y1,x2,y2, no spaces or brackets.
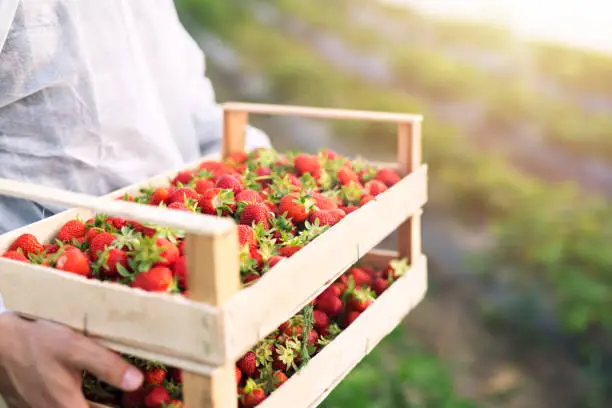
222,110,248,158
0,258,225,368
257,255,428,408
222,102,423,124
0,178,234,237
222,165,428,360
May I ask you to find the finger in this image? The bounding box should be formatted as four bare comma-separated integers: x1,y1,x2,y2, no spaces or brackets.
63,336,143,392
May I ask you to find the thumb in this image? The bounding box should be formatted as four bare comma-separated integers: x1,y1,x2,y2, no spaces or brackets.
64,335,144,391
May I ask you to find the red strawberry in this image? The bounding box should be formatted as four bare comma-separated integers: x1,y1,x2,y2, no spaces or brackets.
199,188,235,216
100,248,128,277
144,366,167,386
349,267,373,287
243,274,260,286
342,310,361,328
236,189,263,204
172,256,187,289
341,205,358,215
155,238,179,266
167,201,191,211
121,390,144,408
169,368,182,383
89,232,116,260
277,245,301,258
235,366,243,385
364,180,388,196
311,193,337,210
315,294,343,317
240,203,272,229
375,168,401,186
372,278,390,296
271,371,288,388
308,209,345,227
227,151,248,164
242,389,266,408
107,216,127,230
169,187,199,205
293,153,321,177
320,148,340,160
359,195,375,206
307,328,319,345
194,178,215,194
9,234,43,256
55,248,91,276
150,187,170,205
349,288,375,312
278,194,316,223
178,240,186,256
172,170,195,185
237,351,257,377
85,228,101,244
237,225,257,251
57,220,86,242
165,400,184,408
337,166,360,186
313,310,330,333
216,174,244,194
268,255,285,267
1,250,28,262
43,244,60,254
131,266,174,292
144,385,171,407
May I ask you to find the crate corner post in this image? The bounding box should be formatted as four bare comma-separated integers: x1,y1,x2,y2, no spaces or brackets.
183,225,241,408
222,105,249,159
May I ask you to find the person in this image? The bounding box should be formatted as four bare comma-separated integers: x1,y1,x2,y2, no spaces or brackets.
0,1,271,406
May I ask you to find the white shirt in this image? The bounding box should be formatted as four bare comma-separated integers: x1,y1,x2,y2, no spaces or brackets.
0,0,271,313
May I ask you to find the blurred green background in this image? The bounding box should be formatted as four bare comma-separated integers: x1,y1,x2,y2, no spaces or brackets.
174,1,612,407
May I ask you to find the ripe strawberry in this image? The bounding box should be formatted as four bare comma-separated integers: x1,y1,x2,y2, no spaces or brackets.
9,234,43,256
1,250,28,262
337,166,360,186
320,148,340,160
194,178,215,194
167,201,191,211
144,366,167,386
268,255,285,267
372,277,390,296
315,294,343,317
349,287,375,312
199,188,235,216
216,174,244,194
342,310,361,328
307,328,319,345
365,180,388,196
55,248,91,276
227,151,248,164
85,228,101,244
236,189,263,204
341,205,358,214
169,187,199,205
172,256,187,289
277,245,301,258
348,267,372,287
359,195,375,206
240,203,272,229
375,168,401,186
271,371,288,388
107,216,127,230
150,187,170,205
280,317,304,337
57,220,86,242
155,238,179,266
313,310,330,333
172,170,195,185
237,225,257,251
165,400,184,408
178,240,186,256
311,193,337,210
89,232,116,260
144,385,171,407
278,194,316,223
131,266,174,292
43,244,60,254
121,390,144,408
236,366,243,385
308,209,345,227
242,389,266,408
243,274,260,286
100,248,129,277
169,368,182,383
293,153,321,177
237,351,257,377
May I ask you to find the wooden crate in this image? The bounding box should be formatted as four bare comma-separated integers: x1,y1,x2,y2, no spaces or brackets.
0,103,428,408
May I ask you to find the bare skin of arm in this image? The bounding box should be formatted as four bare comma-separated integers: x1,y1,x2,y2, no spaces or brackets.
0,313,143,408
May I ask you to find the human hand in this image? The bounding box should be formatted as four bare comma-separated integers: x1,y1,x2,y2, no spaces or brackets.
0,313,143,408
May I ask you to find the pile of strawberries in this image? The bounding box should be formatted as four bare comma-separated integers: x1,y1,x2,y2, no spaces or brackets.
0,147,404,407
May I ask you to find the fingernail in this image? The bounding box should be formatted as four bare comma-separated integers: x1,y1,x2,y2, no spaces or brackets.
122,367,144,390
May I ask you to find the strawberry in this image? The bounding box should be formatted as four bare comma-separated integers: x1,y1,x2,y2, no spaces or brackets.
278,194,316,223
1,250,28,262
216,174,244,194
108,217,127,230
100,248,129,277
332,281,347,296
337,166,360,186
308,209,344,227
359,195,375,206
236,366,243,385
43,244,60,254
315,294,343,317
236,189,263,204
150,187,170,205
121,390,144,408
375,168,401,186
277,245,301,258
240,203,272,229
341,205,358,214
194,178,215,194
172,256,187,289
349,267,373,287
307,328,319,345
349,287,375,312
55,248,90,276
168,187,199,205
364,180,388,196
155,238,179,266
199,188,235,216
241,379,267,408
57,220,86,242
85,228,101,244
9,234,43,256
311,193,337,210
342,310,361,328
172,170,195,185
237,351,257,377
227,151,248,164
384,258,409,280
145,366,167,386
313,310,330,333
268,255,285,267
89,232,117,260
237,225,257,251
271,371,288,388
243,274,260,286
167,201,191,212
169,368,182,383
131,266,174,292
320,148,339,160
178,240,186,256
293,153,321,177
280,317,304,337
372,277,390,296
144,385,171,407
165,401,184,408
